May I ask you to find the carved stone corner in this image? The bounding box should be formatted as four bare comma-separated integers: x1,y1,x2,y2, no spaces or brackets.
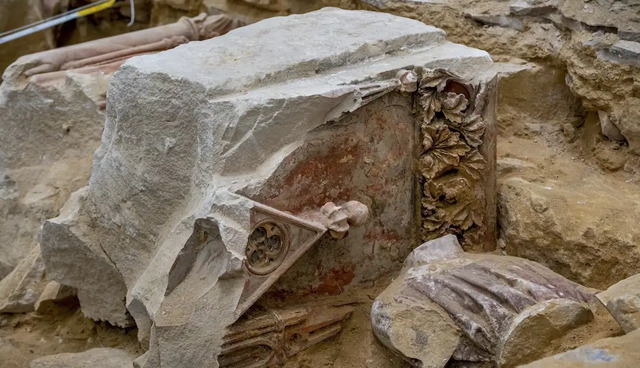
415,68,497,251
236,200,369,318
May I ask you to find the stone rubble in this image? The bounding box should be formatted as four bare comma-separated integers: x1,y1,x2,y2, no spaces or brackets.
0,1,638,367
0,246,46,313
597,274,640,334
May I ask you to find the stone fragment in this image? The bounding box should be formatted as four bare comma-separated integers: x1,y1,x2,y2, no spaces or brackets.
598,110,626,143
0,13,244,281
29,348,137,368
33,281,76,312
466,11,524,31
371,235,598,368
597,274,640,333
509,0,558,16
39,8,498,367
0,246,47,313
519,328,640,368
610,40,640,60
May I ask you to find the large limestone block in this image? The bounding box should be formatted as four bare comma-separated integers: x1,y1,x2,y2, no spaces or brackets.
29,348,137,368
40,8,498,367
519,328,640,368
597,274,640,333
371,235,599,368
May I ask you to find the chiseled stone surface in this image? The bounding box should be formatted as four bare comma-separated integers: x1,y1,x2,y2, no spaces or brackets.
519,329,640,368
29,348,137,368
371,235,598,368
0,246,47,313
597,274,640,333
0,69,106,279
40,8,497,367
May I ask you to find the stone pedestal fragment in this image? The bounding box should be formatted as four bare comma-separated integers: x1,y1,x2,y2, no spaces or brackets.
597,274,640,333
39,8,498,367
371,235,599,368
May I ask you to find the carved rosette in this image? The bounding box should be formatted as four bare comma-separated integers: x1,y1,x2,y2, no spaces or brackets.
416,68,488,247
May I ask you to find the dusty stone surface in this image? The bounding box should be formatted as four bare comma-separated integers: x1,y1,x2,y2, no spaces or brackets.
29,348,137,368
0,246,47,313
0,69,106,278
520,328,640,368
40,8,497,367
371,235,600,368
597,274,640,333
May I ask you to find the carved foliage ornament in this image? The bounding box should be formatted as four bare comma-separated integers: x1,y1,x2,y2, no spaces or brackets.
417,68,488,245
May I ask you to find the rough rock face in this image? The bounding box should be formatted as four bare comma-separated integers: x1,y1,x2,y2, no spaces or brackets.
0,12,243,286
29,348,137,368
520,328,640,368
597,274,640,334
0,67,106,279
0,246,46,313
40,8,498,367
371,235,599,368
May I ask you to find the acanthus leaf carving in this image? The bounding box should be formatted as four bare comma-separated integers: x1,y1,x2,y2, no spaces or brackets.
416,68,489,248
420,123,470,180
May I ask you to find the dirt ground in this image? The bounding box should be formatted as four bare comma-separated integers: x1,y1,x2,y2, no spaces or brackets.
0,299,142,368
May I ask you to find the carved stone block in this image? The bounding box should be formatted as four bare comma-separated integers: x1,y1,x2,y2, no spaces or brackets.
39,8,498,367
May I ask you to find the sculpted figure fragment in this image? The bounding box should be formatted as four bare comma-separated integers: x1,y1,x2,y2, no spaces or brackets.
372,235,601,368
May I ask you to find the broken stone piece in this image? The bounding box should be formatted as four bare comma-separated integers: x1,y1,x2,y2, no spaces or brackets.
0,246,47,313
0,13,244,283
29,348,137,368
371,235,598,368
34,281,76,313
520,328,640,368
597,274,640,333
598,110,626,143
